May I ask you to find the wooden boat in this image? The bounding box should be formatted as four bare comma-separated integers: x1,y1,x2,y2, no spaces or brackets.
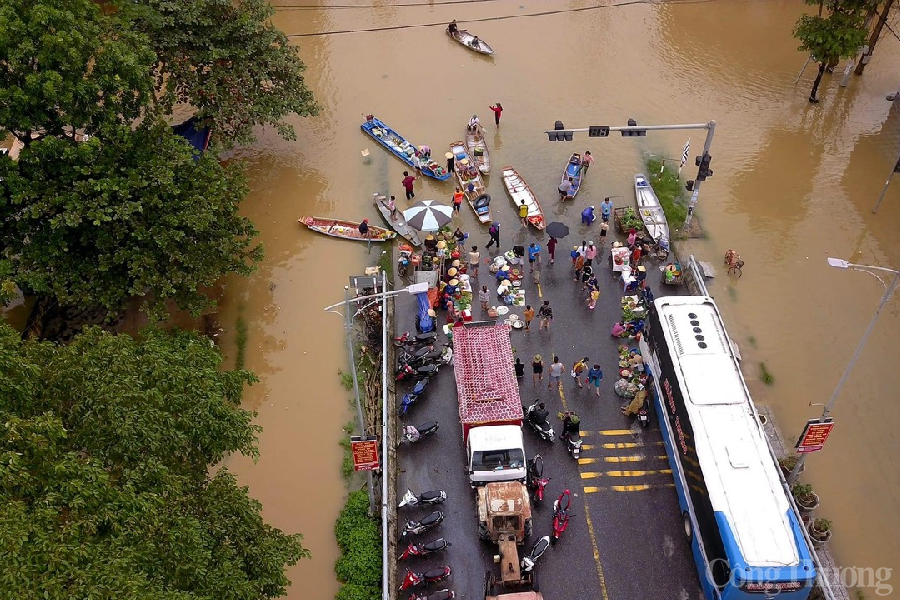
465,124,490,174
446,28,494,55
298,216,396,243
501,166,544,230
450,141,491,224
360,116,451,181
633,174,670,243
560,152,584,200
373,194,421,247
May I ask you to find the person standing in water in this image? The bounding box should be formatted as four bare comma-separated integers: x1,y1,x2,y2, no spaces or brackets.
489,103,503,127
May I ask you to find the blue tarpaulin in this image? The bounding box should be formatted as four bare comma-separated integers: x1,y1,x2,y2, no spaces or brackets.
172,117,211,158
416,292,434,333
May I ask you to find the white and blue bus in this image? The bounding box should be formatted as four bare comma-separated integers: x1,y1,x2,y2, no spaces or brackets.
639,296,816,600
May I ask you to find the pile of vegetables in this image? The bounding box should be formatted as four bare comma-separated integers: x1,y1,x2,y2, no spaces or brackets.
619,207,644,232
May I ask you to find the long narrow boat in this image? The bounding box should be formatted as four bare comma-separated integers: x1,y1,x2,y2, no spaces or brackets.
465,124,490,175
560,152,584,200
501,166,545,231
450,140,491,224
446,28,494,55
373,194,421,247
633,174,670,243
298,216,396,243
360,116,451,181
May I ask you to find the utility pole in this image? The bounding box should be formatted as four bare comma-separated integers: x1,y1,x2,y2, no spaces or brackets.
855,0,896,76
544,119,716,228
871,150,900,213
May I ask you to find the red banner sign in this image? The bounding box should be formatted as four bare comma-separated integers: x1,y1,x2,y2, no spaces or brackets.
351,436,380,471
795,419,834,453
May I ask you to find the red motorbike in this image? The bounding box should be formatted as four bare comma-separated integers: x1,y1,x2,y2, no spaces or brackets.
408,590,455,600
400,567,452,591
551,489,572,545
399,537,451,561
526,455,550,504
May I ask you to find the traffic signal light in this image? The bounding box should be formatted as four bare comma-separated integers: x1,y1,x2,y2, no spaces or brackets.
588,125,610,137
621,118,646,137
685,180,694,192
695,151,713,181
548,120,573,142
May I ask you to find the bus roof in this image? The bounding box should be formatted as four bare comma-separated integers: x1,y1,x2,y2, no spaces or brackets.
653,296,800,568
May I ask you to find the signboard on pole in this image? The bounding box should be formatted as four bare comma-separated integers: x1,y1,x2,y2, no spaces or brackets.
795,418,835,453
351,435,380,471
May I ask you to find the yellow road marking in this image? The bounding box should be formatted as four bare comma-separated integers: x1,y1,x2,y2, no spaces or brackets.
560,382,610,600
599,429,634,436
537,283,543,298
583,483,676,494
582,498,610,600
581,444,597,450
578,456,647,465
580,469,672,479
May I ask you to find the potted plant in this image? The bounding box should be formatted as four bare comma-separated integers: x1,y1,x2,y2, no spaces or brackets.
791,483,820,516
808,518,832,549
778,455,802,479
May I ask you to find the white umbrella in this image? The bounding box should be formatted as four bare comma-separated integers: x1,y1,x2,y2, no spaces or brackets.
403,200,454,232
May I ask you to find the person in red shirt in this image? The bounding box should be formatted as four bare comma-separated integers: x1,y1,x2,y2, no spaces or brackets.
452,187,464,213
489,103,503,126
401,170,417,200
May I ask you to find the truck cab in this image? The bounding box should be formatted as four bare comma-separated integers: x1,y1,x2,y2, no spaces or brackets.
467,425,527,485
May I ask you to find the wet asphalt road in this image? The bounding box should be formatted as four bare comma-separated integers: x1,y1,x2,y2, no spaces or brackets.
394,224,704,600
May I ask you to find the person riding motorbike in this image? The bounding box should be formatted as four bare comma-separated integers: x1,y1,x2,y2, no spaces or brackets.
560,411,580,440
528,402,550,426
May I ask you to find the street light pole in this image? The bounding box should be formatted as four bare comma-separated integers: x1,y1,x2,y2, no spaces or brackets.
788,259,900,483
871,150,900,213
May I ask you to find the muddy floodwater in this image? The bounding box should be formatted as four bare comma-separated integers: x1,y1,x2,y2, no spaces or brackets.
210,1,900,597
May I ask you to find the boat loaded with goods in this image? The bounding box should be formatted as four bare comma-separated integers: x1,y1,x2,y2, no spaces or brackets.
451,140,492,224
360,115,451,181
298,216,396,242
465,123,491,174
501,166,545,230
560,152,584,200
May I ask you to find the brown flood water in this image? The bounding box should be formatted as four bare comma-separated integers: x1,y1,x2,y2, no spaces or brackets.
208,1,900,597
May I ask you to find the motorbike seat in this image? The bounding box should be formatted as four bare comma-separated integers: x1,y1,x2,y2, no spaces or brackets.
422,538,448,552
419,491,444,502
423,567,449,579
420,511,443,526
418,421,438,432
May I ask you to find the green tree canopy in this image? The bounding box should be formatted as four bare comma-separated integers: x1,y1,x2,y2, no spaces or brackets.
0,122,262,317
793,0,874,101
124,0,319,147
0,324,308,599
0,0,156,145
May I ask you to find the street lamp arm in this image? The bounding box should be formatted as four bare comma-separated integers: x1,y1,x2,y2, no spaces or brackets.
323,282,428,312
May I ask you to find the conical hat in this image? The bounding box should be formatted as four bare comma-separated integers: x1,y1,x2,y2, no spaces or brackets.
447,268,458,276
445,152,453,159
449,278,460,286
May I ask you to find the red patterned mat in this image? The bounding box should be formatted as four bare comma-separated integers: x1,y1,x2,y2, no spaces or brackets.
453,324,523,425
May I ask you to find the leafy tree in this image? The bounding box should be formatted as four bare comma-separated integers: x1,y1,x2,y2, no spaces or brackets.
334,490,381,598
0,323,309,599
793,0,875,102
0,122,263,317
124,0,319,147
0,0,156,145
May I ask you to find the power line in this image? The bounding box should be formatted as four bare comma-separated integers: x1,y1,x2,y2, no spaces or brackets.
284,0,714,38
276,0,503,9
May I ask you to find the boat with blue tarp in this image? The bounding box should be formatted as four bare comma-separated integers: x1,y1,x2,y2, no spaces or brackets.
360,115,451,181
560,152,584,200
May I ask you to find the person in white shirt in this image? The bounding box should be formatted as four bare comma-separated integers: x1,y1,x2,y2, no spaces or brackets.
558,177,573,200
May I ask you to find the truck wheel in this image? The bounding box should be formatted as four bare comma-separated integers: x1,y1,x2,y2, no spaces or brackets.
524,517,533,539
484,571,496,597
478,520,489,541
531,570,540,593
683,511,693,543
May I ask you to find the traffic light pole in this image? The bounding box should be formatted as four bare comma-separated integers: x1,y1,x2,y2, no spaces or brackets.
544,120,716,228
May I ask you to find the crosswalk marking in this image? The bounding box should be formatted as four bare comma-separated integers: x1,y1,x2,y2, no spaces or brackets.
583,483,676,494
580,469,672,479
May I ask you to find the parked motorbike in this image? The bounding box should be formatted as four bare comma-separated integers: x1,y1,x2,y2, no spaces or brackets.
396,363,440,382
399,377,432,415
408,589,454,600
399,421,439,445
399,537,451,561
520,535,551,573
399,489,447,508
637,396,650,429
524,400,554,442
399,567,452,591
400,510,444,540
551,489,572,545
398,345,437,367
394,331,437,348
526,455,550,504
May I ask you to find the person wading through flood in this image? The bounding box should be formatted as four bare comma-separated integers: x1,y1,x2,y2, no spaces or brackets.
486,221,500,249
489,102,503,127
402,170,417,200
